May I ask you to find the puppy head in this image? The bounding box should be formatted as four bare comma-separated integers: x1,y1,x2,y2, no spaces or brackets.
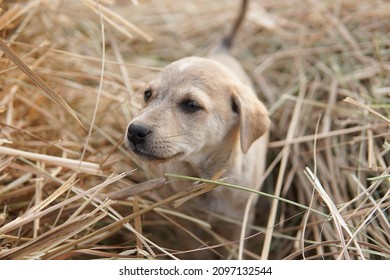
125,57,269,162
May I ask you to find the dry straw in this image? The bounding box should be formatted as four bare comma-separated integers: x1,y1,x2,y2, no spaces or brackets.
0,0,389,259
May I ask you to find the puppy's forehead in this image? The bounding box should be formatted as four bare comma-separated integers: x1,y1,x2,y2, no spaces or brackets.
169,57,232,78
152,57,237,95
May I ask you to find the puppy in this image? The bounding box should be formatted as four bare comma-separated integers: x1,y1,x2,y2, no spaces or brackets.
124,0,270,258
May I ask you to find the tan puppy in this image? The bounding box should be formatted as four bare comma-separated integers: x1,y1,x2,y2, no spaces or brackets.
124,0,270,257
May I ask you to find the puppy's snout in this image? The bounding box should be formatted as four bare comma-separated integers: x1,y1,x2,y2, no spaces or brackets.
127,123,152,145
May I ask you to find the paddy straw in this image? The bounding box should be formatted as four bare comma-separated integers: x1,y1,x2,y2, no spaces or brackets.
0,0,389,259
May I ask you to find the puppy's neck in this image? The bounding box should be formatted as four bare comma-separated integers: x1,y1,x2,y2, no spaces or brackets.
183,127,241,179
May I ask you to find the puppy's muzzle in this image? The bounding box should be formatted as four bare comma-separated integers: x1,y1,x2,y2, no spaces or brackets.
127,123,152,147
125,122,185,161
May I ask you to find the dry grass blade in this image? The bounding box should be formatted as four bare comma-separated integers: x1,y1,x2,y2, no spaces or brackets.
0,38,86,132
173,169,225,208
341,187,390,260
25,174,77,215
133,196,143,255
0,155,15,172
82,0,153,42
105,178,166,200
165,173,328,218
261,57,307,260
304,167,365,260
0,172,126,237
0,211,107,260
344,97,390,124
0,0,40,31
269,124,386,148
0,146,101,174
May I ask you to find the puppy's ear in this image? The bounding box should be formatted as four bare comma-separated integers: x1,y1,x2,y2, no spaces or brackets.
231,84,270,153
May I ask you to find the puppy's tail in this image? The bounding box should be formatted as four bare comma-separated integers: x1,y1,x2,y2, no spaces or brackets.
222,0,249,50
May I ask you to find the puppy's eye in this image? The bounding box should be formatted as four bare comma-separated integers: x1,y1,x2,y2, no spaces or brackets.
181,100,202,113
144,89,152,102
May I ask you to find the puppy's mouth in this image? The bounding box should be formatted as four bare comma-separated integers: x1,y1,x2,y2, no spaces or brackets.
126,141,184,163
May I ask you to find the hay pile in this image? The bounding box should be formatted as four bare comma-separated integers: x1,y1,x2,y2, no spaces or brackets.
0,0,389,259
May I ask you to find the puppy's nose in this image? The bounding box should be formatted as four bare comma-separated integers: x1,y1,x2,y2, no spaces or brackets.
127,123,152,145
